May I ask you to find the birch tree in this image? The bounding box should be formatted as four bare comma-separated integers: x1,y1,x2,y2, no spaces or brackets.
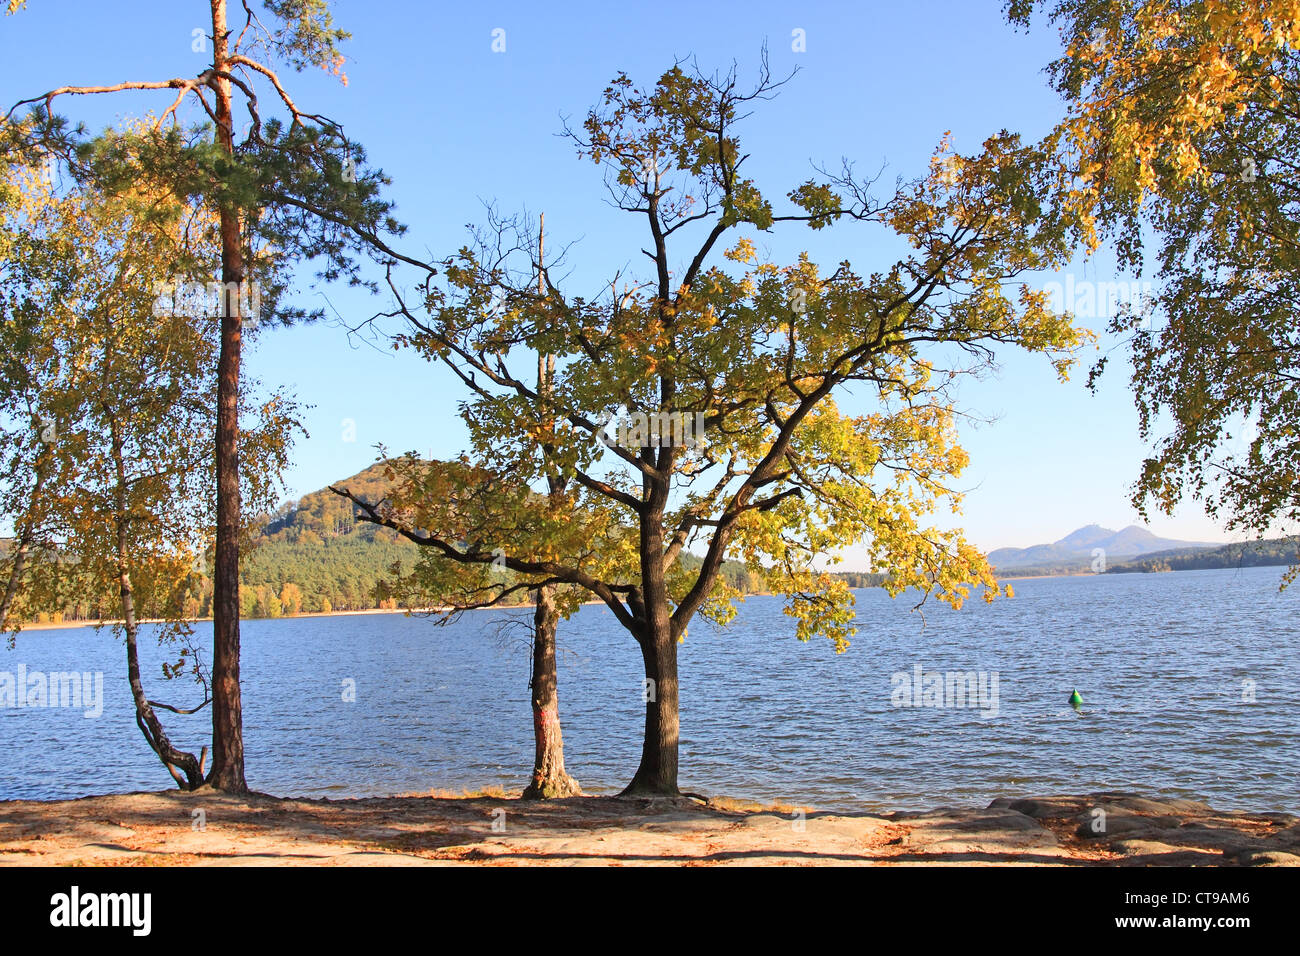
0,144,298,788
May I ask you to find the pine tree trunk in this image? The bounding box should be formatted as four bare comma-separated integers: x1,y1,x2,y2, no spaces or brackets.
206,0,248,793
521,585,580,799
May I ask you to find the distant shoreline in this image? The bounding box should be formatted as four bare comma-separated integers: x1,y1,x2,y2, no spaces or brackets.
9,600,608,633
996,571,1088,582
9,563,1283,633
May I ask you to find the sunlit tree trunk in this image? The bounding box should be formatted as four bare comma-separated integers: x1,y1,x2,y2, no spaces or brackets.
522,584,580,799
522,218,580,800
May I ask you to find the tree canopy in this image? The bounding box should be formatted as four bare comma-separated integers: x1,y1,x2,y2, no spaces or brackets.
0,133,300,785
1010,0,1300,571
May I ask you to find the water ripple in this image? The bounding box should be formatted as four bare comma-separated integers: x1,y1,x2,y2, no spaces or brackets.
1,565,1297,811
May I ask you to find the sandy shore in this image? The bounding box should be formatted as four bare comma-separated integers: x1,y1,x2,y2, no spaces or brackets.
1,789,1297,866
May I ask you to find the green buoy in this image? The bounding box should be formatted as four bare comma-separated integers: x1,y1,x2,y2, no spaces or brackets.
1069,689,1083,707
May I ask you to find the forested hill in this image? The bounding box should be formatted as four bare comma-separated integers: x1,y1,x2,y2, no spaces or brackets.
986,523,1219,574
240,463,891,617
8,462,887,624
261,460,395,543
239,461,414,616
3,462,417,623
1105,537,1300,575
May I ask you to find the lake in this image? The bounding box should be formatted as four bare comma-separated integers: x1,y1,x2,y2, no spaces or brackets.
2,565,1297,813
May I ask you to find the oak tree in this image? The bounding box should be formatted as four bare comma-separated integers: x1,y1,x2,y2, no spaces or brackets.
341,60,1088,795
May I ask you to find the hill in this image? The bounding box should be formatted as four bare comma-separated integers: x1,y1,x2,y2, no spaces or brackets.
5,461,892,625
238,464,886,616
986,524,1220,575
1104,537,1300,575
236,461,416,616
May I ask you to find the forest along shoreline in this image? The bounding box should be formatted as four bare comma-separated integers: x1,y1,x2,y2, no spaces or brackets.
0,576,1109,631
1,789,1297,866
8,602,610,632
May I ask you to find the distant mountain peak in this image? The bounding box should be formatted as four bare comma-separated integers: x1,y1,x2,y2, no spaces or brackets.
1056,524,1116,549
987,523,1220,572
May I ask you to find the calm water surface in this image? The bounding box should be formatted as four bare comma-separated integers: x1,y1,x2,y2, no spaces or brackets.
2,565,1296,812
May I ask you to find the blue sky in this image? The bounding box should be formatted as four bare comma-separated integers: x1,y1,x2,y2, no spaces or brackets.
1,0,1240,555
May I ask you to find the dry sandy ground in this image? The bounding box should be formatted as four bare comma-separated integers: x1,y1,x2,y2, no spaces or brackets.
2,789,1299,866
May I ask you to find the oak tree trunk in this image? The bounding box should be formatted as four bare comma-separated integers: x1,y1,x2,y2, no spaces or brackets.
621,621,680,796
620,459,681,796
521,585,580,799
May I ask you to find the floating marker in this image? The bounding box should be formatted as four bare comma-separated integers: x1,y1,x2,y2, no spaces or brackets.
1069,689,1083,707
